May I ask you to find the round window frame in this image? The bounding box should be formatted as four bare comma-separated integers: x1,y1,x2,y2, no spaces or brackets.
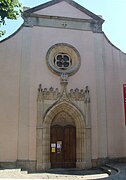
46,43,81,76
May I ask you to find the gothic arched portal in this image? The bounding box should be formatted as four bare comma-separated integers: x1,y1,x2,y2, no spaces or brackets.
36,101,91,170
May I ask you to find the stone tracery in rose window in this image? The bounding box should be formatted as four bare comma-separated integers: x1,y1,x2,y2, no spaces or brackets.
54,53,72,70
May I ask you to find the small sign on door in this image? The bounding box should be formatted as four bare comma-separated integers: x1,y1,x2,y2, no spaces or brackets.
51,147,56,153
51,143,56,148
57,141,62,154
51,143,56,153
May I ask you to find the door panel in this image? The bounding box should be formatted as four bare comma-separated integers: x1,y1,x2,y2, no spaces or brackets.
50,125,63,168
50,125,76,168
64,126,76,168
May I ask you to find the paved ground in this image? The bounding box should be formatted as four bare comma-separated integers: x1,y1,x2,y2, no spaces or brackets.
0,168,109,179
104,163,126,180
0,163,126,179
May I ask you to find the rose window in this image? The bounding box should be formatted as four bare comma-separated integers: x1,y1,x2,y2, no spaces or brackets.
54,53,72,70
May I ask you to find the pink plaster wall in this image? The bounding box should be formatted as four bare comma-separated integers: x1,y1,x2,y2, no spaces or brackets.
103,36,126,158
0,31,22,161
0,1,126,164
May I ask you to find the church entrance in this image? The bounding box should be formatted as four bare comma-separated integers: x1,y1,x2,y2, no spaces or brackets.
50,125,76,168
36,101,91,170
50,111,76,168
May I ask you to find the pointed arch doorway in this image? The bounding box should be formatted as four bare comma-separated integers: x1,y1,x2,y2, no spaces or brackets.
36,101,91,170
50,111,76,168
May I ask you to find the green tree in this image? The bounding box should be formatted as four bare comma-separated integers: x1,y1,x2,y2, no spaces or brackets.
0,0,23,37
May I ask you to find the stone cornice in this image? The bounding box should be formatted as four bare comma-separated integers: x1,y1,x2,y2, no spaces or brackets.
23,14,103,32
24,13,95,23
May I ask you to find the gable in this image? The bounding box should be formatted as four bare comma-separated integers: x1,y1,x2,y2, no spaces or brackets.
23,0,104,34
35,1,92,19
24,0,104,23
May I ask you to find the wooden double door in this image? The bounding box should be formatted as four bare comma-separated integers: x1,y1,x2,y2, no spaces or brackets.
50,125,76,168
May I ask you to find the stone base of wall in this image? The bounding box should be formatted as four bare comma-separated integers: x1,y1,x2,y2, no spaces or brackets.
92,158,109,168
108,157,126,163
0,160,36,172
1,158,126,171
0,161,17,169
16,160,36,172
92,157,126,168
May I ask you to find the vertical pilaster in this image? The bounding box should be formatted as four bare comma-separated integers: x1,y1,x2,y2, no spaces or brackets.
85,128,91,168
18,27,32,159
94,33,107,158
36,86,44,170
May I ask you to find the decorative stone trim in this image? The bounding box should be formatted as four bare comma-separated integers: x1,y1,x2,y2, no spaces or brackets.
69,86,90,102
46,43,81,76
37,84,90,102
51,111,75,126
37,84,60,101
37,83,91,128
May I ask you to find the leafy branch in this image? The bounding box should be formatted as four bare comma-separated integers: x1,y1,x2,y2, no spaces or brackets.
0,0,23,37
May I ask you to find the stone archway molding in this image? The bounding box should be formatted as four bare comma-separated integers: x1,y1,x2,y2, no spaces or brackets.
36,101,91,170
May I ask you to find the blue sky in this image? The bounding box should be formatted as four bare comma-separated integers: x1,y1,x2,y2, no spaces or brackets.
1,0,126,53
